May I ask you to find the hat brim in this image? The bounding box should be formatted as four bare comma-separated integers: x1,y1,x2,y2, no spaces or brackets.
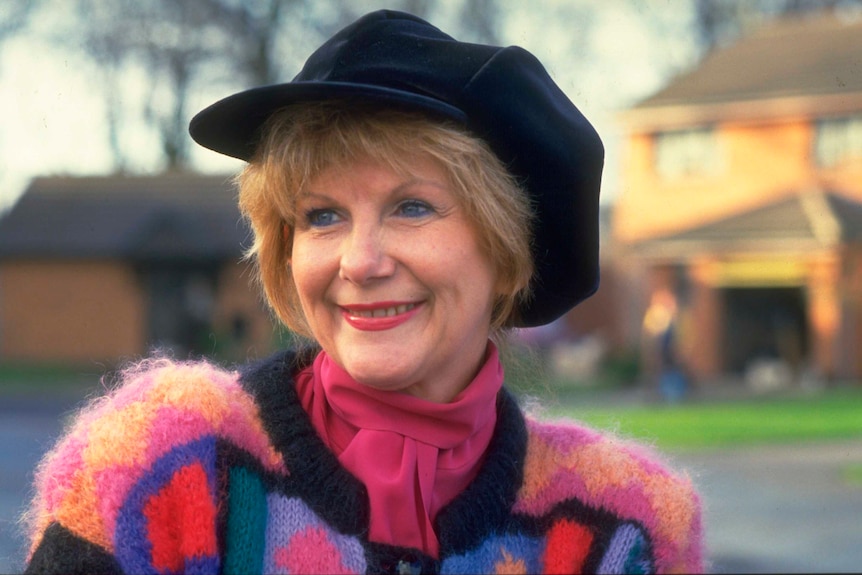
189,82,468,161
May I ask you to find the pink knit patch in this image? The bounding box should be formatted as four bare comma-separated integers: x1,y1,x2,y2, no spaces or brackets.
276,527,353,574
105,369,161,411
38,432,87,513
144,406,214,462
217,395,286,474
94,463,144,536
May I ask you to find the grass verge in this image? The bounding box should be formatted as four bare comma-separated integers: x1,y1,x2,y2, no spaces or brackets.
549,387,862,451
0,362,103,396
843,463,862,488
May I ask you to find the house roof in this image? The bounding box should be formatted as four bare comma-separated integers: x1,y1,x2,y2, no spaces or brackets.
634,190,862,259
623,12,862,128
0,174,249,261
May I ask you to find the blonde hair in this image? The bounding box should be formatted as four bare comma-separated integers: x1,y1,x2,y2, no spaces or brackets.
237,101,534,338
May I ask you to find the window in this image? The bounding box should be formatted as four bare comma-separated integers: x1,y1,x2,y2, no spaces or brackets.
815,114,862,167
654,127,721,179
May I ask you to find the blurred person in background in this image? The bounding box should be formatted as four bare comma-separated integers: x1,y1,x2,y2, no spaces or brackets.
643,288,688,402
23,10,702,574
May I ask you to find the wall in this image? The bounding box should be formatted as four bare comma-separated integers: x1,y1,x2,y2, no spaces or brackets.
211,259,281,361
0,260,145,363
614,116,862,244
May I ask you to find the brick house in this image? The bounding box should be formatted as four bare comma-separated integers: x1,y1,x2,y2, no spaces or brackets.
613,13,862,383
0,174,277,365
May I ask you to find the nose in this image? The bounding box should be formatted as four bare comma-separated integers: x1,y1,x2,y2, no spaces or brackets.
339,223,395,284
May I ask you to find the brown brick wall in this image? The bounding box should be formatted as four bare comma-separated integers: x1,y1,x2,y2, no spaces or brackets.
211,259,280,361
0,260,145,363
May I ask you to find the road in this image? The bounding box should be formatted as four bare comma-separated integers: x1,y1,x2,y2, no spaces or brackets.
1,394,75,574
679,440,862,573
2,392,861,573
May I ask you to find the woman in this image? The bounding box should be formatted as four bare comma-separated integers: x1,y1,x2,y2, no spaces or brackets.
24,10,702,574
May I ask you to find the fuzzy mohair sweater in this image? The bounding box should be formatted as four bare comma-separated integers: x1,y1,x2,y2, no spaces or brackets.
24,349,703,574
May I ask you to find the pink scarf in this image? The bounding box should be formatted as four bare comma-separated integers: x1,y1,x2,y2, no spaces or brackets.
295,343,503,557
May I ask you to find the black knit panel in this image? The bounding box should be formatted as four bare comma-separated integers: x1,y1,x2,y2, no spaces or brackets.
25,522,123,575
434,388,527,556
238,348,371,537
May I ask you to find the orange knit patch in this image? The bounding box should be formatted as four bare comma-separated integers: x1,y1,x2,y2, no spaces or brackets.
542,519,593,574
642,469,697,557
576,440,645,499
146,365,232,427
143,461,218,572
55,472,111,551
84,400,158,470
493,549,528,574
517,433,559,501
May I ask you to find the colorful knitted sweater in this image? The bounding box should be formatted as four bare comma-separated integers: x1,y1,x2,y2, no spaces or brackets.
25,350,703,574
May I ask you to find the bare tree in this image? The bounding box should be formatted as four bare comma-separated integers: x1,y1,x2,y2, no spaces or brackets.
34,0,508,172
0,0,40,40
454,0,501,44
63,0,322,171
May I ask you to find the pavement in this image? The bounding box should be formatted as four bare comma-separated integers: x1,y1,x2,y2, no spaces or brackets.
2,390,861,573
1,394,77,574
678,440,862,573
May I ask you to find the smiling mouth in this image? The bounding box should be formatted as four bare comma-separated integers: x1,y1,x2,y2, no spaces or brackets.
345,303,417,318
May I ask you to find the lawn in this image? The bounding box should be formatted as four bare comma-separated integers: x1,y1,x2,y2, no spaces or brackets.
0,363,107,402
548,387,862,451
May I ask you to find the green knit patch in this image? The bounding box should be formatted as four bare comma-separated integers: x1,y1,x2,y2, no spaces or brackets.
224,466,268,575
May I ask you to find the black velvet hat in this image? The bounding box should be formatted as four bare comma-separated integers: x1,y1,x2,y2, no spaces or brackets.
189,9,604,327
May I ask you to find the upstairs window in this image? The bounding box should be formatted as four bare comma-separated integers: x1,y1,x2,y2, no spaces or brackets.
654,127,721,179
815,114,862,167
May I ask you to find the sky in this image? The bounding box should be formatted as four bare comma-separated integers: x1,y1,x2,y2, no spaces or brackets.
0,1,700,212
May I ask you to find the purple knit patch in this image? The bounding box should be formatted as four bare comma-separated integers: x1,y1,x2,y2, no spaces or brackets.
262,494,366,574
596,522,652,574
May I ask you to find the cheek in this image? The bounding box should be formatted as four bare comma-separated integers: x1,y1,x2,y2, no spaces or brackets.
289,239,337,313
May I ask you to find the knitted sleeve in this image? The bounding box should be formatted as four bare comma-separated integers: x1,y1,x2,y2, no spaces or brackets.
515,419,704,574
23,358,285,574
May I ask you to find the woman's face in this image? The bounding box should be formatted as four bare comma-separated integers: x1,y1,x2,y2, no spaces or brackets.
290,155,499,403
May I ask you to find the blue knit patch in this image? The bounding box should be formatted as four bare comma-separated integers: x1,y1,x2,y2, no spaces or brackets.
440,533,543,574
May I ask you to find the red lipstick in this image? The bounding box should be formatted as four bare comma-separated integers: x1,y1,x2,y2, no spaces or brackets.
341,302,421,331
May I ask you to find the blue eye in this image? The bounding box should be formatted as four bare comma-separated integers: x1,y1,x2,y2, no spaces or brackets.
305,209,340,227
398,200,432,218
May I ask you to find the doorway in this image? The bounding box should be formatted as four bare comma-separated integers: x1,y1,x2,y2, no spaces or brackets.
722,287,809,375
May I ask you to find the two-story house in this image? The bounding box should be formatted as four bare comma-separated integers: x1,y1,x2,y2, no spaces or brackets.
614,12,862,384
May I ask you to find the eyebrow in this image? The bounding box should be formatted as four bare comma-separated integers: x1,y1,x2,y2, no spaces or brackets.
297,177,449,201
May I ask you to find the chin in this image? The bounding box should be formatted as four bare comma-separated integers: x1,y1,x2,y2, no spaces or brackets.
352,370,413,392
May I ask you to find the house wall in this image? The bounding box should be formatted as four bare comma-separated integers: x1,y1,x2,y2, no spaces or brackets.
211,259,280,361
0,260,145,363
614,117,862,244
845,246,862,379
0,258,281,366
